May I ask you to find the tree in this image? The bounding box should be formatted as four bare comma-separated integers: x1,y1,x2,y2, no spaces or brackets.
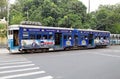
10,9,24,24
10,0,87,29
93,4,120,33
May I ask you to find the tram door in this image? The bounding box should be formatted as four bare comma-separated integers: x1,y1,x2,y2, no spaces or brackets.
88,34,94,46
74,35,78,46
13,30,19,46
55,33,62,46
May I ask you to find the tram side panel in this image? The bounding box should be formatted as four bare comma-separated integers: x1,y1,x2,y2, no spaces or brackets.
80,32,88,48
19,27,56,52
62,32,73,49
93,32,110,47
8,30,13,51
19,27,75,52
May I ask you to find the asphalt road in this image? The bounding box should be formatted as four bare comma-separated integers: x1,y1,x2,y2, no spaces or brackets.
0,46,120,79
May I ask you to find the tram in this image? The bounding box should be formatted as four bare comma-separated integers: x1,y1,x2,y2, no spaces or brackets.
110,34,120,45
7,22,110,53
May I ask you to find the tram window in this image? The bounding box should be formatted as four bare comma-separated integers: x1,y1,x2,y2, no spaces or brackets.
8,30,13,35
22,37,28,39
23,32,28,39
68,35,71,40
116,36,118,39
22,36,28,39
98,36,101,39
23,32,28,36
8,30,10,35
74,35,78,39
37,34,41,39
95,36,97,39
104,36,106,39
64,35,67,40
49,35,53,39
43,35,47,39
80,35,84,39
95,36,99,39
84,36,88,39
30,34,36,39
112,35,114,39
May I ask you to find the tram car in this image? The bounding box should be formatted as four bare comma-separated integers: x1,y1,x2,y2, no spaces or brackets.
110,34,120,45
8,22,110,53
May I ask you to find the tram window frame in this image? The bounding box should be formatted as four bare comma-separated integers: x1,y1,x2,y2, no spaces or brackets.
37,34,42,39
29,34,36,39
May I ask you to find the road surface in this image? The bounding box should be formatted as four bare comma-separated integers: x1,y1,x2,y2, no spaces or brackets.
0,46,120,79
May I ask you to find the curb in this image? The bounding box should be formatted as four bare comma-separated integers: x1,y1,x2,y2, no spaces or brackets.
0,48,9,54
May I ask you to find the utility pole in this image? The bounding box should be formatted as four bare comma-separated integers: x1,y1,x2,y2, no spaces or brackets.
6,0,10,40
88,0,90,13
27,10,29,21
24,6,29,21
7,0,10,25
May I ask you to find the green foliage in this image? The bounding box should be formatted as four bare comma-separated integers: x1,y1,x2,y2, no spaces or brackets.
92,4,120,33
0,24,5,29
10,9,24,24
10,0,87,28
0,0,7,38
9,0,120,34
0,23,7,37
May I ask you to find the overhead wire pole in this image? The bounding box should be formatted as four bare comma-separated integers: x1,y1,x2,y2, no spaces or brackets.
6,0,10,46
88,0,90,13
7,0,10,25
6,0,10,26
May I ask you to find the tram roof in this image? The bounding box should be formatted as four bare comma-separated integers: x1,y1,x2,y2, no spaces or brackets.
110,34,120,37
20,25,73,30
8,24,110,33
78,29,110,33
8,25,19,30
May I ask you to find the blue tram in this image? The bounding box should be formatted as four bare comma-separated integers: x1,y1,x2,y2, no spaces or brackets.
8,23,110,53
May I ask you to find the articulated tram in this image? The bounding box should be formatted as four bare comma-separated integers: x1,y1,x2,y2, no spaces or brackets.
8,23,110,53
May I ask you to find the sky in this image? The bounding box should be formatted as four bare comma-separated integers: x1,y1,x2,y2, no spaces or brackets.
80,0,120,12
10,0,120,12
